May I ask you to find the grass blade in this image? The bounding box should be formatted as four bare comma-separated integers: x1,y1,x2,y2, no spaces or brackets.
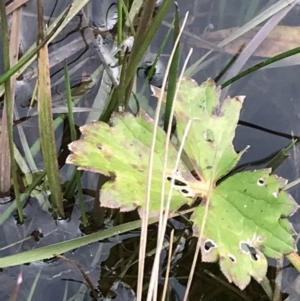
0,3,72,87
117,0,123,45
124,0,174,89
100,0,174,122
37,0,63,217
64,60,87,226
27,268,42,301
164,3,180,132
0,171,46,226
221,3,296,97
0,205,193,268
0,219,144,268
221,46,300,89
266,140,296,172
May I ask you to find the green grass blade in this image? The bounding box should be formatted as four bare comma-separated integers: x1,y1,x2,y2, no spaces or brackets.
0,171,46,226
121,0,136,36
124,0,174,89
64,61,87,226
98,86,115,122
0,219,146,268
117,0,123,45
100,0,174,122
140,18,175,97
164,4,180,132
266,140,296,172
27,268,42,301
221,46,300,89
64,61,77,142
0,208,195,268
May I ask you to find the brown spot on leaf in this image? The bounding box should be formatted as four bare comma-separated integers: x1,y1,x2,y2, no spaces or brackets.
191,170,201,181
96,143,102,150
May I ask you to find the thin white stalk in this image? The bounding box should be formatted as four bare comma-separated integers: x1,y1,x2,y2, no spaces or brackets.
156,27,192,257
138,12,190,301
147,41,193,298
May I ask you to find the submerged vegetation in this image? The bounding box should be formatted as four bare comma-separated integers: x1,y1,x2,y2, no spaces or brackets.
1,0,300,300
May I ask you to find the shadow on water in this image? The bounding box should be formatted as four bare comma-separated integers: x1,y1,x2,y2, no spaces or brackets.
1,0,300,300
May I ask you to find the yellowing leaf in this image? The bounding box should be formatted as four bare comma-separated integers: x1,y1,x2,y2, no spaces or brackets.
152,78,247,184
68,77,299,290
67,111,200,217
169,78,299,289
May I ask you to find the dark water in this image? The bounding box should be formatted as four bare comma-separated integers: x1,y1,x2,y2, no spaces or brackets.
1,0,300,300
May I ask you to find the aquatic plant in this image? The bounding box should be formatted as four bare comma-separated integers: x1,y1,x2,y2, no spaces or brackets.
67,77,299,289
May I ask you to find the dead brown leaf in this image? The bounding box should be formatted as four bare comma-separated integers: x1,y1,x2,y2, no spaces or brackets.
189,25,300,58
0,7,21,195
6,0,28,15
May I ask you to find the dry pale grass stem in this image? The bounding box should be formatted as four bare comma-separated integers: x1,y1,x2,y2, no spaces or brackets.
137,12,190,301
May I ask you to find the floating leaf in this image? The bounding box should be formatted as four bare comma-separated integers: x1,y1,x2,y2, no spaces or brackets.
151,78,299,289
152,78,247,184
192,169,298,289
68,77,299,289
67,111,202,217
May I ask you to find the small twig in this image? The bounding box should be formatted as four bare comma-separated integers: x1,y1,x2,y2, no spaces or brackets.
54,254,98,300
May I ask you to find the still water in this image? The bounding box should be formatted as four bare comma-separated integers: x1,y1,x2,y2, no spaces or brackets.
1,0,300,300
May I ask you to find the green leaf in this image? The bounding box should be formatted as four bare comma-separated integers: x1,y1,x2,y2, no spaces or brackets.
151,77,246,185
169,78,299,289
67,111,198,217
173,77,247,183
192,168,298,289
68,77,299,289
151,78,298,289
